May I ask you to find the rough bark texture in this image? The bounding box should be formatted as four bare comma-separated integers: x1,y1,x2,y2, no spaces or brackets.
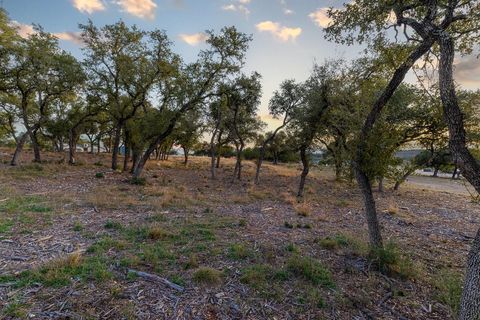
353,38,434,249
10,133,28,166
30,130,41,163
437,33,480,320
297,147,309,198
111,122,122,170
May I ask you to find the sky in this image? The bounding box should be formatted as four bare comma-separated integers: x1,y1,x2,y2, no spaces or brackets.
3,0,480,129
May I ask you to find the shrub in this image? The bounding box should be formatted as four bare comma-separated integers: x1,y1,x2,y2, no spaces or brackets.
192,267,223,286
95,172,105,179
104,220,123,230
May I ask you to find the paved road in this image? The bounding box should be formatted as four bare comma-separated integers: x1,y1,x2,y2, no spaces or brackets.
405,175,475,195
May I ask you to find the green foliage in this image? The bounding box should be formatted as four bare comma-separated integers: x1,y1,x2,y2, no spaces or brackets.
95,172,105,179
228,243,252,260
130,177,146,186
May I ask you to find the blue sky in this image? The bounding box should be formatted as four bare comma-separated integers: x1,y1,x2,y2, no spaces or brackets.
3,0,362,128
3,0,479,128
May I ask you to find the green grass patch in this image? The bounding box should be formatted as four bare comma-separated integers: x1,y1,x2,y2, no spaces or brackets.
287,256,335,288
228,243,252,260
192,267,223,286
433,269,463,315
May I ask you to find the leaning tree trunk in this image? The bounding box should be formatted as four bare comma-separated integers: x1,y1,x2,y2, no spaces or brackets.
123,130,131,172
10,133,29,166
353,38,434,250
297,147,309,198
438,33,480,320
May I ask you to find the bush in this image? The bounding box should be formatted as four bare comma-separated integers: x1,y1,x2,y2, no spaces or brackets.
95,172,104,179
228,243,251,260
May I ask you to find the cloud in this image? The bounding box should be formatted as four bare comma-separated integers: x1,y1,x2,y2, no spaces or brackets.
114,0,157,19
72,0,106,14
54,32,84,45
11,21,35,38
309,8,333,28
256,20,302,42
454,55,480,87
279,0,294,15
179,33,208,46
222,0,251,16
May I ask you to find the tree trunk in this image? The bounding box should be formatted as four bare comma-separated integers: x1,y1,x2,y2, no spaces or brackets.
433,167,439,177
297,147,309,198
378,177,384,193
10,133,28,166
452,165,458,180
30,130,41,163
183,147,189,165
123,130,130,172
353,38,433,251
255,146,266,185
273,152,278,165
354,165,383,248
111,121,123,170
438,33,480,320
68,129,78,165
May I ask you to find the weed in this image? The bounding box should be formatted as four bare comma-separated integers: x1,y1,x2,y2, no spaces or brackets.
284,221,294,229
95,172,105,179
285,243,298,253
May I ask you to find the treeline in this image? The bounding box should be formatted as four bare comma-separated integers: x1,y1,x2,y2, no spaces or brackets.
2,2,480,317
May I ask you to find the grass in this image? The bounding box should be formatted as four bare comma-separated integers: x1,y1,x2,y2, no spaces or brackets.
369,242,419,279
318,234,351,250
434,269,463,315
228,243,252,260
0,252,112,289
192,267,223,286
104,220,123,230
287,256,335,288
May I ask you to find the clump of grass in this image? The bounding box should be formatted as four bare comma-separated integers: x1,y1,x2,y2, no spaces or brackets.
184,254,199,269
104,220,123,230
369,242,418,279
2,301,27,318
147,225,170,240
94,161,103,167
434,269,463,315
238,219,247,227
387,202,399,215
284,221,294,229
285,243,298,253
192,267,223,286
228,243,252,260
287,256,335,288
240,264,274,288
295,203,311,217
95,172,105,179
72,222,83,232
130,177,146,186
318,234,351,251
296,288,326,309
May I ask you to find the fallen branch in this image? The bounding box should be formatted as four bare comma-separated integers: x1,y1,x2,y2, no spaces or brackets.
127,269,184,292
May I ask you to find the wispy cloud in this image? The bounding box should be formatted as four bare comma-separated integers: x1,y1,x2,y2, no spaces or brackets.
179,33,208,46
54,32,84,45
309,8,332,28
11,21,35,38
114,0,157,20
256,21,301,42
72,0,106,14
222,0,251,16
279,0,294,15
